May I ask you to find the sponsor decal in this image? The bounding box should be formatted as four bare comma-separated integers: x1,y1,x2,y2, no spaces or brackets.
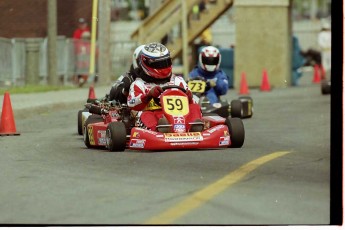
98,138,107,145
207,125,223,133
97,130,106,138
170,142,199,146
164,132,203,142
88,126,95,145
224,130,229,136
130,139,146,148
141,129,157,135
173,116,185,124
173,124,186,133
132,132,140,138
219,136,230,146
144,99,162,111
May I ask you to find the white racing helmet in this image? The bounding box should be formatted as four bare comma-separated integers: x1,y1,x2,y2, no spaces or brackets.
199,46,221,72
132,45,145,69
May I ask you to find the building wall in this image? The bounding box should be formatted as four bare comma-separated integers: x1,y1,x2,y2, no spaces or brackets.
0,0,92,38
234,0,292,88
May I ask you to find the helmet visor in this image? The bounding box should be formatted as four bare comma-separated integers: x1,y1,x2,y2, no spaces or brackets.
202,56,219,65
143,56,172,69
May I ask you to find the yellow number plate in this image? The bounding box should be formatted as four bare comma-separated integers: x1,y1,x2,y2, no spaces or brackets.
163,95,189,116
188,80,206,93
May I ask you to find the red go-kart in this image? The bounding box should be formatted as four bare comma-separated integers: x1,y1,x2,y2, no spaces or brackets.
84,85,245,151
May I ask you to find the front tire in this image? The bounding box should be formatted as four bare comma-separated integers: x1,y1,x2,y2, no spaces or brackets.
226,117,245,148
106,122,127,152
230,99,243,118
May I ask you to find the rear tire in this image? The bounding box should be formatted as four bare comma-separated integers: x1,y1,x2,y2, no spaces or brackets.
238,96,254,119
225,117,245,148
230,100,243,118
106,122,127,152
77,108,88,135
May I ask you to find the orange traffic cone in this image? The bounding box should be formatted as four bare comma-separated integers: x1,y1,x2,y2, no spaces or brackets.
0,92,20,136
313,64,321,83
320,64,326,80
239,72,250,95
88,85,96,100
260,69,271,91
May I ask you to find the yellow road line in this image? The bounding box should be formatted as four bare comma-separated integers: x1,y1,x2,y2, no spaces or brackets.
144,151,291,225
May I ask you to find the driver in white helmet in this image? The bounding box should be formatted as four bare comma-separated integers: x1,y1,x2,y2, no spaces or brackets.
189,46,229,105
108,44,145,104
127,42,202,132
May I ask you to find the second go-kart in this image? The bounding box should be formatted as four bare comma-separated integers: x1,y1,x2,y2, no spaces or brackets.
83,100,136,148
84,85,245,151
187,79,253,119
77,95,110,135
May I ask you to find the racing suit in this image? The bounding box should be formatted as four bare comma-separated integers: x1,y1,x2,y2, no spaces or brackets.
109,64,139,104
189,66,229,105
127,74,202,131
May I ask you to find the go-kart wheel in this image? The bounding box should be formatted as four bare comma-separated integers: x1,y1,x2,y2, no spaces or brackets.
321,80,331,95
83,115,103,148
238,96,253,106
230,99,243,118
77,108,89,135
238,96,254,119
106,122,127,152
226,117,245,148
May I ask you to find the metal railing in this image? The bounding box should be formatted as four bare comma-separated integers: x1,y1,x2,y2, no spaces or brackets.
0,37,136,87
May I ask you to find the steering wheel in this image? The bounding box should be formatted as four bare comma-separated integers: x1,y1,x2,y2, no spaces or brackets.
153,85,188,106
161,85,187,93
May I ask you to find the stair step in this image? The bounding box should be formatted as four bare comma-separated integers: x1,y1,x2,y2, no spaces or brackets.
132,0,234,59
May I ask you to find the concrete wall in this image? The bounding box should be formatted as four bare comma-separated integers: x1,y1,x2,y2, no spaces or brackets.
234,0,292,88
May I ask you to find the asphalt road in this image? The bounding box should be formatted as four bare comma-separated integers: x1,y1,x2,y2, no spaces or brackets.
0,78,331,225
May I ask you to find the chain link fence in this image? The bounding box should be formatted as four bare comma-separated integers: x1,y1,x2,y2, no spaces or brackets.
0,36,136,87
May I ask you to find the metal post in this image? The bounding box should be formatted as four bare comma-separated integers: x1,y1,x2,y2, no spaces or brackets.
89,0,98,77
25,38,41,85
181,0,189,80
47,0,58,85
98,0,111,84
